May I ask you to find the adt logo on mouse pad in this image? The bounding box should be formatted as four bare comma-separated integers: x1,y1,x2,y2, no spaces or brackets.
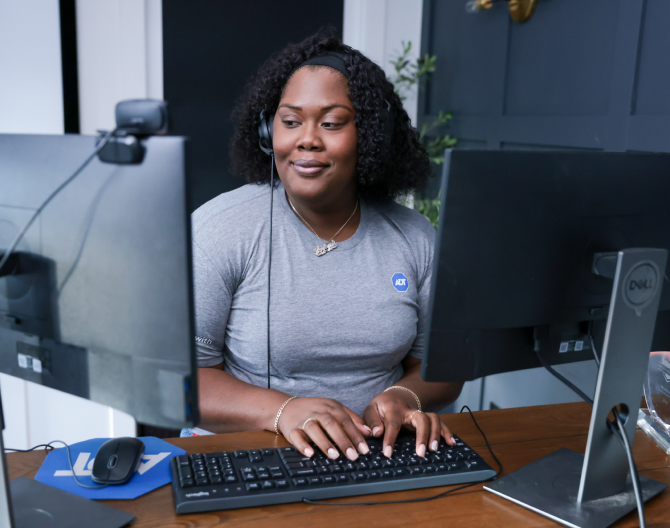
35,436,185,500
392,272,409,292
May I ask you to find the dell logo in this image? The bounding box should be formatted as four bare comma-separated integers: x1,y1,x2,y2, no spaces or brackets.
629,279,653,291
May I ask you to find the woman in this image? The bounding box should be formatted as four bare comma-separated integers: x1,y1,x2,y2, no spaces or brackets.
189,31,463,462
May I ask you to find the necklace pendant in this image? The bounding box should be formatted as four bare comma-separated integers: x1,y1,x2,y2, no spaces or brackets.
314,244,327,257
325,240,337,252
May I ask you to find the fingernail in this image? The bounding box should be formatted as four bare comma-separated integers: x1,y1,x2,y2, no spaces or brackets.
328,448,339,459
305,447,314,457
417,444,426,458
346,447,358,460
372,426,382,437
449,436,456,445
383,445,393,458
363,425,372,433
358,442,369,454
431,440,438,451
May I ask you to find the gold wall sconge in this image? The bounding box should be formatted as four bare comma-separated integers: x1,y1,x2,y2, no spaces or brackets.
465,0,538,24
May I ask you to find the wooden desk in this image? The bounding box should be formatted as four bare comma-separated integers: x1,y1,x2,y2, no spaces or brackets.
7,403,670,527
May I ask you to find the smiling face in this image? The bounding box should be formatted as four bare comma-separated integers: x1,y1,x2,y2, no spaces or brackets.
272,66,358,209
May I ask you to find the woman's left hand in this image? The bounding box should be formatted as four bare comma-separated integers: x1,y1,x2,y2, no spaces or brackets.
362,389,455,459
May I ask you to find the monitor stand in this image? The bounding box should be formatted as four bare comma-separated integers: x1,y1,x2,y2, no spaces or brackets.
0,394,135,528
485,248,668,528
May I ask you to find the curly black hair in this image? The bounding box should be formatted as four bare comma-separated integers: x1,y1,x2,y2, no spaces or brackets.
230,30,431,202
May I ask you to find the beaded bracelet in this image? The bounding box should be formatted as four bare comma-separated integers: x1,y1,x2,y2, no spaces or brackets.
274,396,299,435
383,386,422,412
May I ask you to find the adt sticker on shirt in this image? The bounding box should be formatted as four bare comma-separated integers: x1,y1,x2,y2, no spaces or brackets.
392,272,409,292
35,436,185,500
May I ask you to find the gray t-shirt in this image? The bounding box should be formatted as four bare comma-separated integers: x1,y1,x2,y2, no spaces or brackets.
192,182,435,417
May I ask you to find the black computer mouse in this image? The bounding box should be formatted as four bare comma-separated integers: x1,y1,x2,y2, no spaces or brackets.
91,437,145,485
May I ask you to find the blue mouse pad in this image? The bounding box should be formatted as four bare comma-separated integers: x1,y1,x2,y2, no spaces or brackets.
35,436,185,500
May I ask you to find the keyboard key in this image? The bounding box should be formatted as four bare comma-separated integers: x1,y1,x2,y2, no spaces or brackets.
408,466,424,475
195,477,209,486
309,476,322,485
242,473,257,481
424,465,437,473
293,478,308,486
343,463,356,472
355,462,369,470
249,450,261,456
224,470,235,477
436,463,448,472
288,468,315,477
316,467,330,474
195,470,207,479
240,467,254,474
271,471,284,478
249,454,263,463
262,449,275,456
394,468,407,476
336,474,348,483
329,466,343,473
323,475,335,483
464,460,481,469
351,472,367,481
257,472,270,479
190,454,203,461
448,461,465,471
262,480,275,489
268,466,282,471
257,466,268,473
178,466,192,479
286,462,305,470
275,479,289,488
246,482,261,491
180,477,194,487
210,476,223,484
224,475,237,483
177,455,189,466
367,471,381,479
234,451,247,458
279,447,295,453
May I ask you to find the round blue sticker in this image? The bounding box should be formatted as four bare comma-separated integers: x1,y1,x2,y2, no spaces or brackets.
392,272,409,292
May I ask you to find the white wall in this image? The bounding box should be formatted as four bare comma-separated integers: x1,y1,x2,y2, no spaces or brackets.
343,0,423,126
76,0,163,135
0,1,64,134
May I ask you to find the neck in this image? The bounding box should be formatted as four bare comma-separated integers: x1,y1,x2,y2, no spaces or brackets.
285,187,360,242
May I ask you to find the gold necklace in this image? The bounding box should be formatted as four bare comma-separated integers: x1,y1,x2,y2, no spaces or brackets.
287,195,359,257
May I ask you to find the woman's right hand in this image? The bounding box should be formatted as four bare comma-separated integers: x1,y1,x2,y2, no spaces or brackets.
278,397,372,461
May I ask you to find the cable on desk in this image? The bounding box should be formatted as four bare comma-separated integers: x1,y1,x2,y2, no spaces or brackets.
6,440,108,490
302,405,503,507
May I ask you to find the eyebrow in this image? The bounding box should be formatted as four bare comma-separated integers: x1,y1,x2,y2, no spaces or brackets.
278,103,353,113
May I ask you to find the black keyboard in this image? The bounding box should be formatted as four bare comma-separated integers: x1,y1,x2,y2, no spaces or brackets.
170,434,496,514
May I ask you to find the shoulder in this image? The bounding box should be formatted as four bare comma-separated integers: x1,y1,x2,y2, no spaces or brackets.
192,183,271,242
367,200,436,250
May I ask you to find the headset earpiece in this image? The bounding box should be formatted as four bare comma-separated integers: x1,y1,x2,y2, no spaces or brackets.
258,110,274,156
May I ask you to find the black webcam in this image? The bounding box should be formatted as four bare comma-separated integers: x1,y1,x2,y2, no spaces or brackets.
97,99,168,164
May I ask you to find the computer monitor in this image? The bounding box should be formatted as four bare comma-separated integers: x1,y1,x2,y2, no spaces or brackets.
423,149,670,527
0,133,198,430
423,150,670,383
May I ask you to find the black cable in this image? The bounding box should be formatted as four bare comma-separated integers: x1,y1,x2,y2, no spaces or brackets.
267,154,274,390
302,405,502,507
0,129,117,276
538,342,646,526
535,348,593,406
6,440,107,490
588,322,600,368
614,411,646,528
